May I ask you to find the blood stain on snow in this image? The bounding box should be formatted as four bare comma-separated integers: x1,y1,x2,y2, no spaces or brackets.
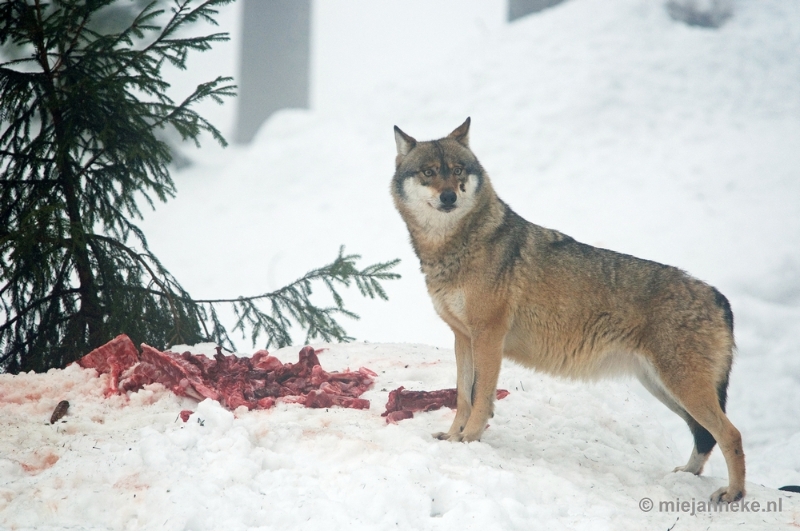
113,473,149,491
19,449,60,475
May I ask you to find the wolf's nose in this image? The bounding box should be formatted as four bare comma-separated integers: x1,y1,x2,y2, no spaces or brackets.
440,190,457,206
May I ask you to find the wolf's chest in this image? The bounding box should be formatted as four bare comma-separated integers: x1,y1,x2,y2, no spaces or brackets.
430,288,468,324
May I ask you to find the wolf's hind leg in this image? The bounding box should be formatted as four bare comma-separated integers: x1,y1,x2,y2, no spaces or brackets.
636,366,713,475
657,362,745,503
678,419,717,475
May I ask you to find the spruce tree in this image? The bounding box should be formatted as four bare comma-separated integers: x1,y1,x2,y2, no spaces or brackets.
0,0,400,373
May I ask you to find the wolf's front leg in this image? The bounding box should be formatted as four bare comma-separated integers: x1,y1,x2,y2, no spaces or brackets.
434,330,505,442
434,330,473,440
448,328,505,442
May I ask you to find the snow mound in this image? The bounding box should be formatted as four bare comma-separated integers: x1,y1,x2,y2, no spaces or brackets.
1,343,797,530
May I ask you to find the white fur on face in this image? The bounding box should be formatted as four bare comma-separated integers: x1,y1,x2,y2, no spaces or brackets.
401,174,480,243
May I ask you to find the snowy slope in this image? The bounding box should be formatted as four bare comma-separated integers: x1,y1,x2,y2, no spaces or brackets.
1,344,797,530
2,0,800,528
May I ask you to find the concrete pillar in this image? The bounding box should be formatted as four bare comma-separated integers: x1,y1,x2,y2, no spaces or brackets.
508,0,567,21
235,0,311,144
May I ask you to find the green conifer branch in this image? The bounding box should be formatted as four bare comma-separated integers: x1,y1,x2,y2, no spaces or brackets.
0,0,401,373
192,247,401,350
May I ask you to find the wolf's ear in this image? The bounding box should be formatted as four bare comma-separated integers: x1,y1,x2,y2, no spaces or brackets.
448,117,471,147
394,126,417,157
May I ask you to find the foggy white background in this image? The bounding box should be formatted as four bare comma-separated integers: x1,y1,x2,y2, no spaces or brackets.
167,0,508,140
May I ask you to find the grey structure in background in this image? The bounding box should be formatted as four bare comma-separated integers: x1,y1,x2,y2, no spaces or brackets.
665,0,733,28
235,0,311,144
508,0,567,21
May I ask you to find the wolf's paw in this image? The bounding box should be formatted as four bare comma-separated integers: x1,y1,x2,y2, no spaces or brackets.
459,431,482,443
432,431,481,442
710,486,745,504
673,464,703,475
432,431,462,442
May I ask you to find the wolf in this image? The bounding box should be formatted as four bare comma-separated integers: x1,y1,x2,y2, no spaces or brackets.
391,118,745,503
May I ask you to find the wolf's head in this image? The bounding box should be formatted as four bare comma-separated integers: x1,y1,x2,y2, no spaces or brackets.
391,118,489,242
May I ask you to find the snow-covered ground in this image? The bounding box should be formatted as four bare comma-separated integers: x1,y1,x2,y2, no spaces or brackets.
1,343,797,530
2,0,800,528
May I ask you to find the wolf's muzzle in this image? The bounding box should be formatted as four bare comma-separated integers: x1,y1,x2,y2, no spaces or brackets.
440,190,457,211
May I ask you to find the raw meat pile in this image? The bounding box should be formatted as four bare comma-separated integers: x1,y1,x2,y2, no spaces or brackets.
76,335,375,411
381,386,510,423
75,335,511,423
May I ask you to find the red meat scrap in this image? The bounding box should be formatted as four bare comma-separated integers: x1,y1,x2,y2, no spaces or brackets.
76,334,139,395
381,386,510,423
76,335,376,413
122,345,221,402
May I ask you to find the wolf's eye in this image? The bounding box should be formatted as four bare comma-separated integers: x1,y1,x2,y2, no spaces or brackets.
453,167,463,176
423,169,434,177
